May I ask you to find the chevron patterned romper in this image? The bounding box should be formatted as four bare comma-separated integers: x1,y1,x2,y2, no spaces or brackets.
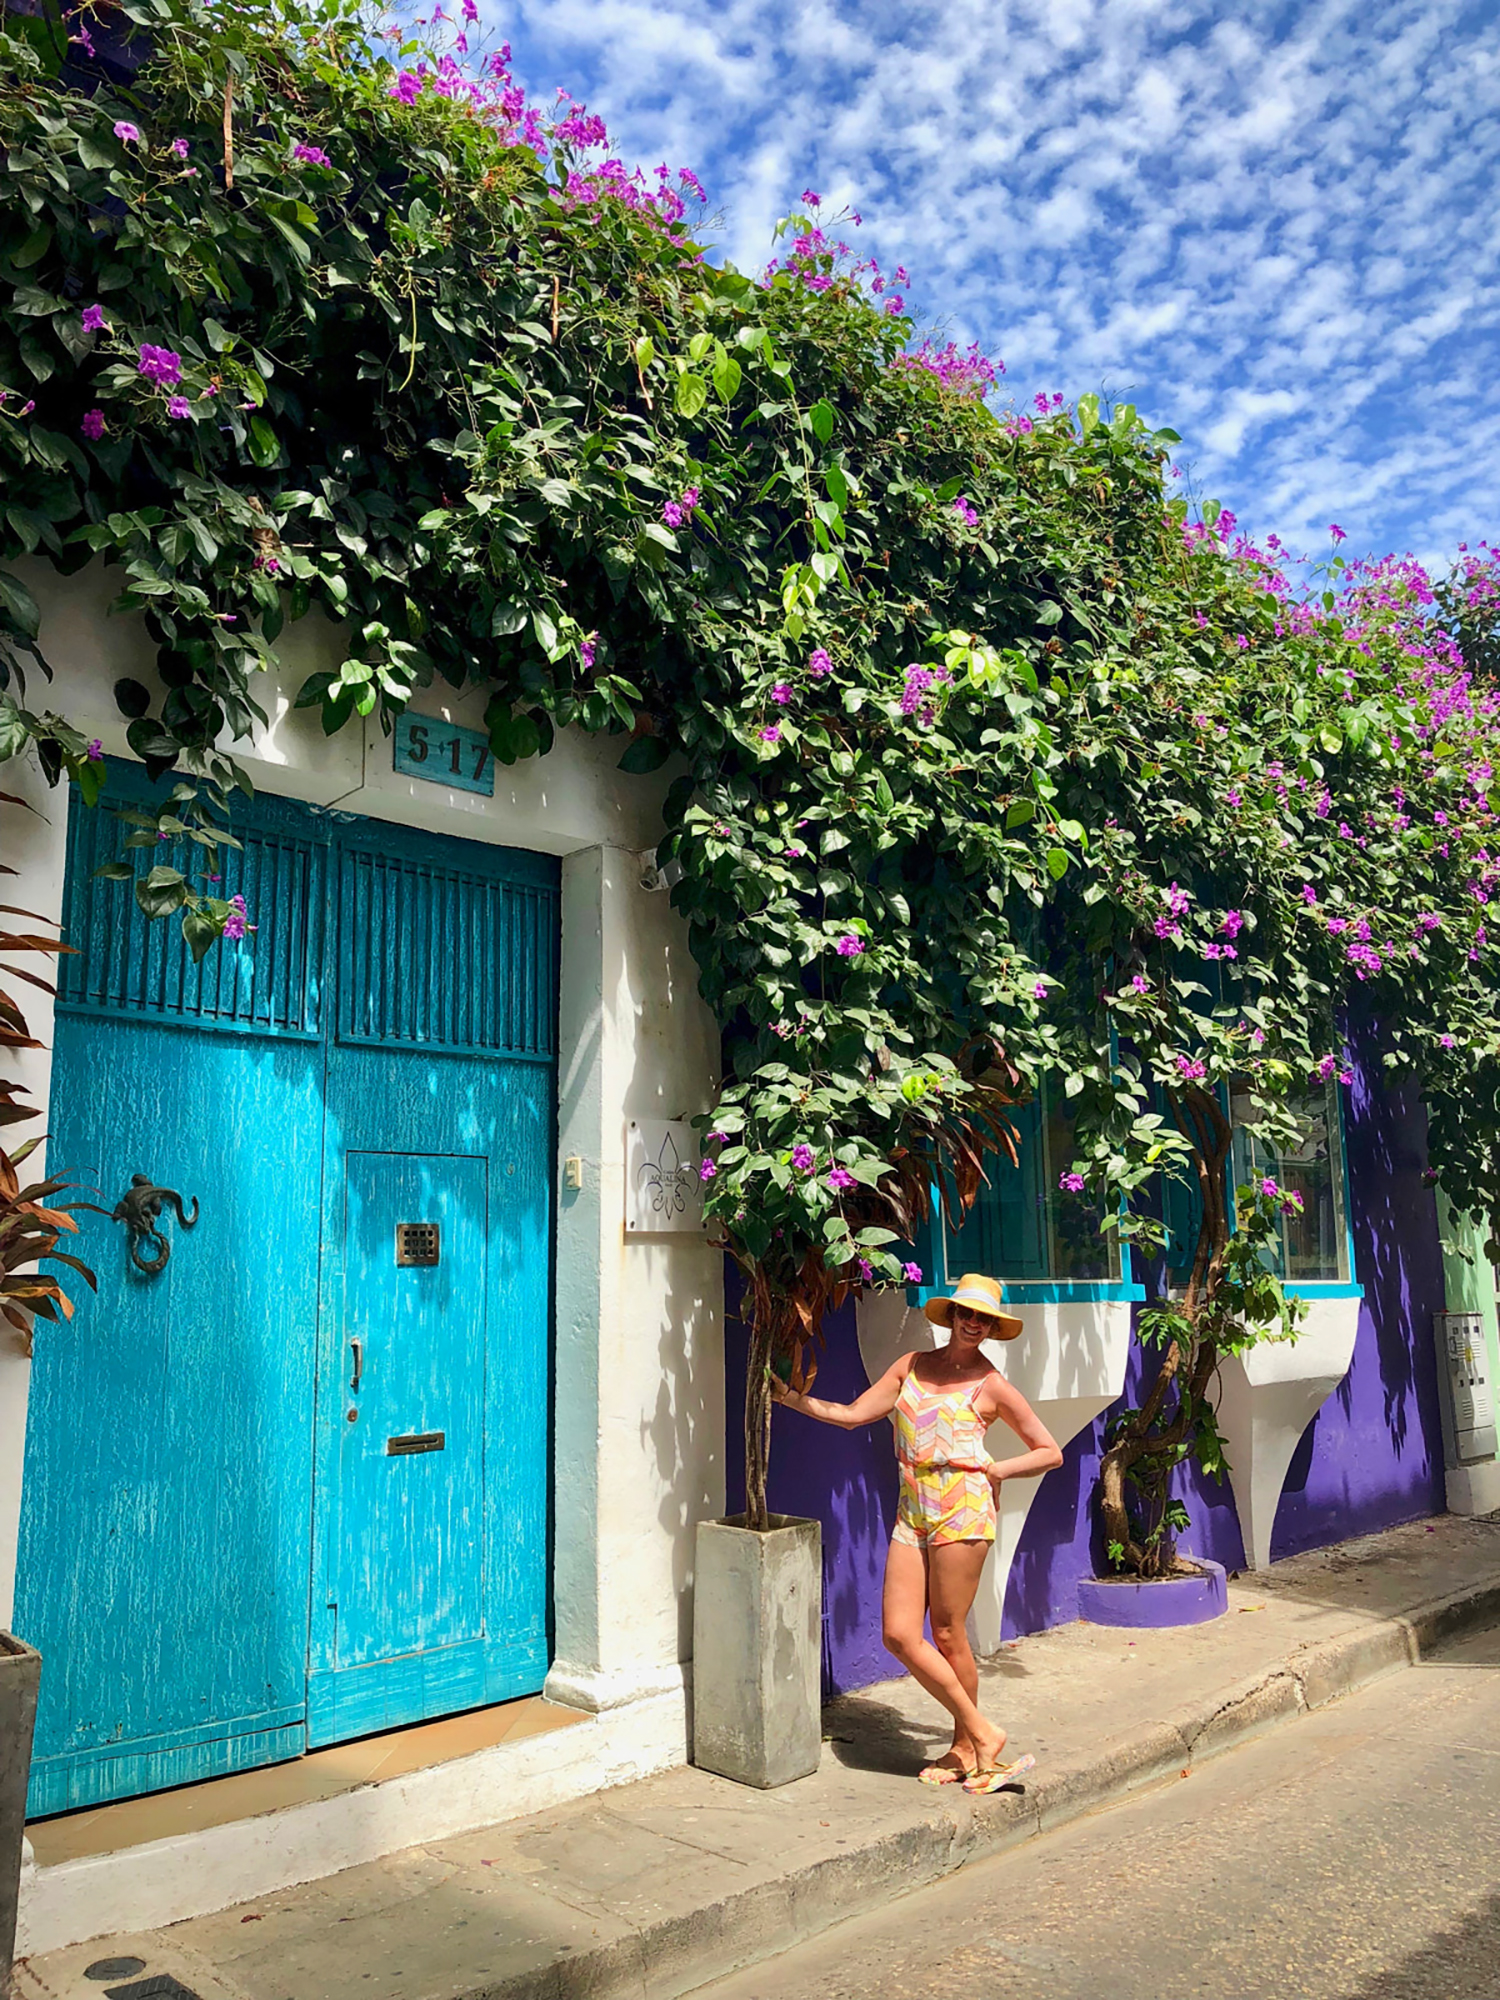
892,1368,997,1548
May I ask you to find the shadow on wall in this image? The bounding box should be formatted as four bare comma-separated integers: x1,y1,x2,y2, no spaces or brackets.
1270,1012,1446,1557
723,1269,897,1698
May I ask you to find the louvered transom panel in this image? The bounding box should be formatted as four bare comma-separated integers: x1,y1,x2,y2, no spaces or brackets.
336,848,557,1059
59,796,326,1039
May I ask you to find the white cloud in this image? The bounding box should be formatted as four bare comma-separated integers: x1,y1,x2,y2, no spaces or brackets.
493,0,1500,561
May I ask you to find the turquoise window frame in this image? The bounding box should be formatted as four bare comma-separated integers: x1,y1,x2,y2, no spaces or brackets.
905,1076,1146,1310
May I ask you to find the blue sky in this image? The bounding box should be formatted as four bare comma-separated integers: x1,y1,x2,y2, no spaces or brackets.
490,0,1500,569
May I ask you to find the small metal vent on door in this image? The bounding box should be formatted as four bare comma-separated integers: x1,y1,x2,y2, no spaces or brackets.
395,1222,440,1266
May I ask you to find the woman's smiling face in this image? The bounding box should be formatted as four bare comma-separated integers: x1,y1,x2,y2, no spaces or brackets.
949,1304,992,1344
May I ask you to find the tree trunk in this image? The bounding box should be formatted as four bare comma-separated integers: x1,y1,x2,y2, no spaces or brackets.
743,1304,773,1533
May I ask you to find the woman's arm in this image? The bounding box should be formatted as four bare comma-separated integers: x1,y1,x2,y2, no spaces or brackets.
979,1375,1065,1484
769,1353,912,1430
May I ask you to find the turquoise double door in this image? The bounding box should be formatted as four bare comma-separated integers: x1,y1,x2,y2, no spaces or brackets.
16,778,558,1815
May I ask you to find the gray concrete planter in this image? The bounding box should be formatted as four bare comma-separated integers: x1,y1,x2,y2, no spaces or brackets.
692,1515,821,1788
0,1634,39,1998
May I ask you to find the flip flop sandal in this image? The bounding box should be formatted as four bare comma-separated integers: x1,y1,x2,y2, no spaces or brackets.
962,1753,1036,1795
917,1760,973,1787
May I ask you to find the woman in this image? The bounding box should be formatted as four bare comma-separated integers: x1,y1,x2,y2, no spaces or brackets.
770,1272,1063,1793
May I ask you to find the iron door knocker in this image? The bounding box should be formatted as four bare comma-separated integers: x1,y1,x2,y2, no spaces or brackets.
112,1175,199,1275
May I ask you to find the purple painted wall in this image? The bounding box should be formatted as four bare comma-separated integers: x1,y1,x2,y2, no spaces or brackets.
724,1278,898,1696
740,1023,1450,1695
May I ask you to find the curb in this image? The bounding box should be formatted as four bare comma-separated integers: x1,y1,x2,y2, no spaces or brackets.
479,1572,1500,2000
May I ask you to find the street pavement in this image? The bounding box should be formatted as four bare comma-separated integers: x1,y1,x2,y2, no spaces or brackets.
696,1622,1500,2000
16,1517,1500,2000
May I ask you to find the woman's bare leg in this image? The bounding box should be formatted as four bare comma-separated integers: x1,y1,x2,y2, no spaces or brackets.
928,1540,1005,1768
881,1540,1005,1767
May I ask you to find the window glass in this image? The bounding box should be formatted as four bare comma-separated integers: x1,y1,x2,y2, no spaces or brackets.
1229,1086,1349,1283
946,1081,1117,1282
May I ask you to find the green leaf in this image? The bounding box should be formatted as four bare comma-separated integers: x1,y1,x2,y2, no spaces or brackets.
0,571,41,640
91,860,135,882
18,332,54,383
247,416,281,468
809,399,834,444
134,866,189,920
489,599,527,636
675,372,708,418
712,353,742,404
618,735,671,773
1077,392,1100,435
13,225,52,270
1046,847,1070,880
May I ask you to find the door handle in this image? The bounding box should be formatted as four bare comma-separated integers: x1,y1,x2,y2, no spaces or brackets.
349,1337,363,1393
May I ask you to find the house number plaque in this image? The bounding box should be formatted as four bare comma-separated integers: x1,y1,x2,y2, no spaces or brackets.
393,713,495,798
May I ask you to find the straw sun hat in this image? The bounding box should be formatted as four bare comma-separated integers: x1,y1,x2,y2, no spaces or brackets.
922,1272,1024,1342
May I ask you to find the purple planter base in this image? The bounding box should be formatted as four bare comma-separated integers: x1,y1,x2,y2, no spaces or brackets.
1077,1558,1228,1629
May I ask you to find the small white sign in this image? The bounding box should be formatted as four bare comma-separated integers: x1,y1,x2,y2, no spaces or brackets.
625,1120,706,1234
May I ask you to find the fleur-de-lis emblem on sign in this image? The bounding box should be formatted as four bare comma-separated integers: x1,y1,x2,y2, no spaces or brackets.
636,1128,700,1220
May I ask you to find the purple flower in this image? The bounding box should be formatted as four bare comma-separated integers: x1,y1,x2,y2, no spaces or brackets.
580,635,596,671
389,70,424,105
857,1257,874,1283
951,496,979,528
85,739,103,762
709,1129,729,1143
681,486,700,511
293,142,332,167
170,137,190,160
1175,1055,1207,1081
759,724,781,744
1221,910,1244,938
1329,523,1347,542
1058,1171,1086,1193
113,120,142,145
1301,884,1318,905
808,648,833,677
1032,980,1048,999
1259,1176,1280,1199
662,500,684,528
1337,822,1354,839
1314,1055,1338,1082
80,409,106,440
802,188,821,205
827,1166,857,1191
167,396,191,420
791,1143,816,1173
1440,1034,1456,1048
902,1262,923,1284
137,343,182,388
1130,974,1150,994
1226,789,1242,808
81,304,107,334
222,893,250,942
699,1158,717,1180
771,682,792,705
835,934,863,957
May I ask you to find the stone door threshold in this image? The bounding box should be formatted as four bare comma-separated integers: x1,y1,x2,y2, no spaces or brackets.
28,1697,586,1867
19,1672,691,1958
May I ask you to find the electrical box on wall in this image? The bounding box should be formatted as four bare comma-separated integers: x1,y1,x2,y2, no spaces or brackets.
1432,1311,1498,1475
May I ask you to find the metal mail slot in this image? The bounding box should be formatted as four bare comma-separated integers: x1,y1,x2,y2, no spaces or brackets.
387,1431,445,1456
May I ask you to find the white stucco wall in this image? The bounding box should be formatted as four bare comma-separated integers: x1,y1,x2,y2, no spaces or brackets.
0,559,725,1713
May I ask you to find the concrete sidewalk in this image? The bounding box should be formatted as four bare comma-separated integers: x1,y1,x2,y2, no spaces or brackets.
17,1514,1500,2000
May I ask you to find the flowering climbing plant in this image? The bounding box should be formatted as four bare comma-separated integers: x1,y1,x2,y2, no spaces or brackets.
4,0,1500,1556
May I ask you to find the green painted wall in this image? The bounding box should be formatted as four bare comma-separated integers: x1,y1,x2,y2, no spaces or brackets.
1437,1192,1500,1460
